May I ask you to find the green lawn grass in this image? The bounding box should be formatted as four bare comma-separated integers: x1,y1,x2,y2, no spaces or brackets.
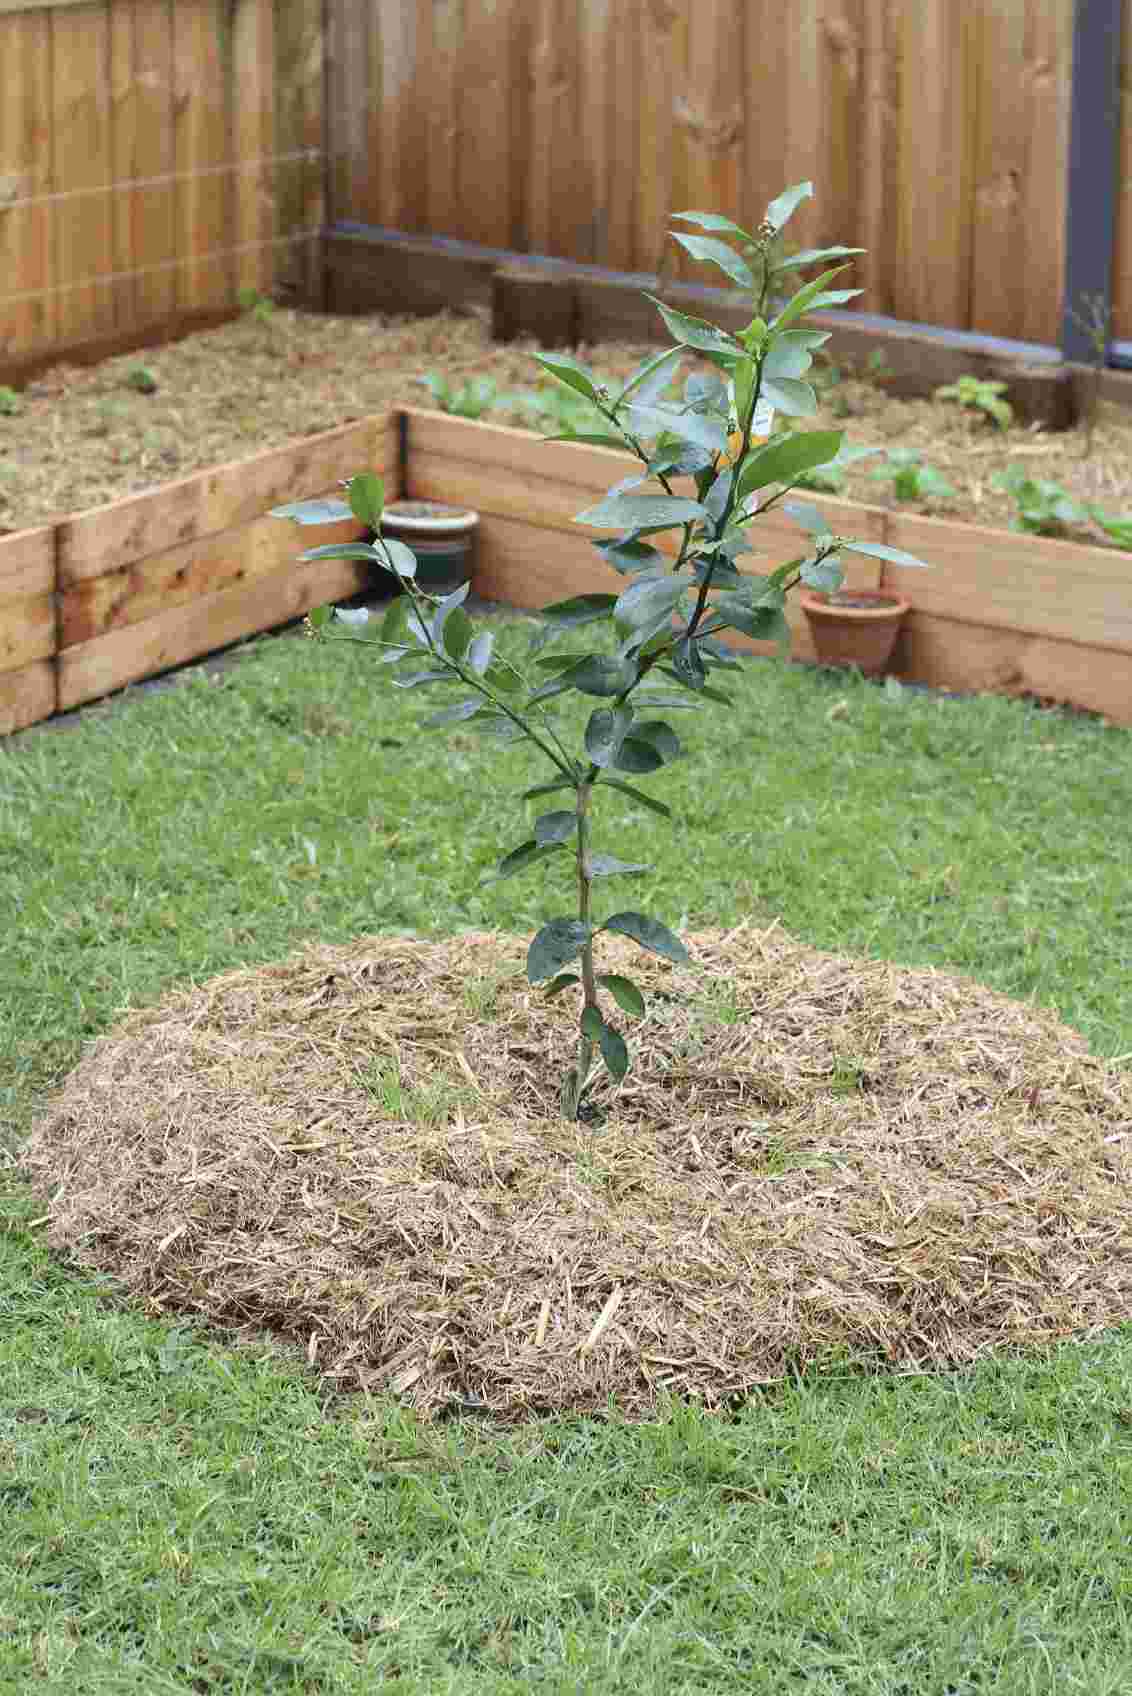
2,614,1131,1692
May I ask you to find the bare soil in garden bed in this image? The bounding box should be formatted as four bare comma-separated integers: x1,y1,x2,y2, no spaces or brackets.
22,924,1132,1425
2,305,1129,545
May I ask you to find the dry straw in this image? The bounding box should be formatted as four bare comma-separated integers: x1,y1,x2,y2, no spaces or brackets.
20,922,1132,1425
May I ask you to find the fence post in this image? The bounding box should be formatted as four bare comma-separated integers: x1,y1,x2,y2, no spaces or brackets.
1060,0,1124,366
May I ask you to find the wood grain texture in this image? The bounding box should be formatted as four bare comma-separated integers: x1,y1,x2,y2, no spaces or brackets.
897,615,1132,724
50,1,115,344
59,415,396,585
57,550,374,711
232,0,275,298
0,661,54,737
0,7,52,353
173,0,231,310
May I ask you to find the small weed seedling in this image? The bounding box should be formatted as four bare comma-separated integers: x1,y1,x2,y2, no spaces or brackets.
237,287,278,325
933,374,1014,431
0,384,21,416
277,180,931,1122
1067,290,1112,458
993,465,1090,537
793,442,884,494
125,365,159,395
869,448,956,503
1089,508,1132,550
417,372,501,420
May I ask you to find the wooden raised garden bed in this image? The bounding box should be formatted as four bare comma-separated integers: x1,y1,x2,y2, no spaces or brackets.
2,405,1130,738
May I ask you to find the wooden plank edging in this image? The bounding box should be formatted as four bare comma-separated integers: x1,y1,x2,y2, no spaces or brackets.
1,405,1130,735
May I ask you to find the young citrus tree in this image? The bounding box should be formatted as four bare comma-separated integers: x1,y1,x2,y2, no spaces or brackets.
274,181,930,1121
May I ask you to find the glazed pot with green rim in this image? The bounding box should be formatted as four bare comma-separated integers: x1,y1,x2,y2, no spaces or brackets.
799,588,911,678
378,501,480,595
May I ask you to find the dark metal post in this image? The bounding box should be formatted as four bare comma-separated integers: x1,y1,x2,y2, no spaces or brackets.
1060,0,1124,366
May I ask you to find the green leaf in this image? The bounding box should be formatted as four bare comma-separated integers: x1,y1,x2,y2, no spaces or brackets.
346,472,384,529
771,244,865,275
672,210,758,245
782,499,833,535
466,630,495,674
380,596,411,644
574,493,708,530
668,231,755,290
375,537,419,579
709,597,792,653
589,854,652,877
542,432,628,449
307,603,333,631
429,581,471,647
597,974,646,1017
598,1022,629,1082
800,555,843,592
534,810,577,846
658,667,732,705
528,919,592,984
644,296,744,359
760,376,818,418
536,593,619,633
392,669,453,689
595,539,667,575
596,775,672,817
735,431,844,501
602,911,689,965
486,839,568,882
559,654,639,699
769,264,854,332
298,542,385,564
762,335,819,381
422,698,483,728
612,738,664,775
765,180,813,231
580,1005,604,1041
623,402,727,457
532,351,600,402
614,572,695,635
441,605,475,662
270,496,354,525
628,720,681,764
544,973,580,998
615,346,684,410
521,779,578,802
584,704,634,768
839,540,932,569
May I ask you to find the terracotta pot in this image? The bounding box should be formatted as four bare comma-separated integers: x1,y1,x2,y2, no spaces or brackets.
799,588,911,677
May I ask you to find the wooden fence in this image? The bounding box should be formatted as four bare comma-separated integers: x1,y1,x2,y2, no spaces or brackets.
2,0,1130,374
0,0,324,365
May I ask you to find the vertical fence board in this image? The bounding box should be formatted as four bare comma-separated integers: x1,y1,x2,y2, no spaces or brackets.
273,0,322,303
528,0,585,258
637,0,677,277
50,2,115,345
370,0,425,232
969,0,1072,344
675,0,742,280
174,0,232,309
891,0,978,329
124,0,177,326
577,0,612,263
856,0,899,317
458,0,517,247
0,8,53,355
423,0,461,240
233,0,275,298
604,0,638,270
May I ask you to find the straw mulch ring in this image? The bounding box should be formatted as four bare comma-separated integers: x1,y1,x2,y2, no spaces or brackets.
20,923,1132,1425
